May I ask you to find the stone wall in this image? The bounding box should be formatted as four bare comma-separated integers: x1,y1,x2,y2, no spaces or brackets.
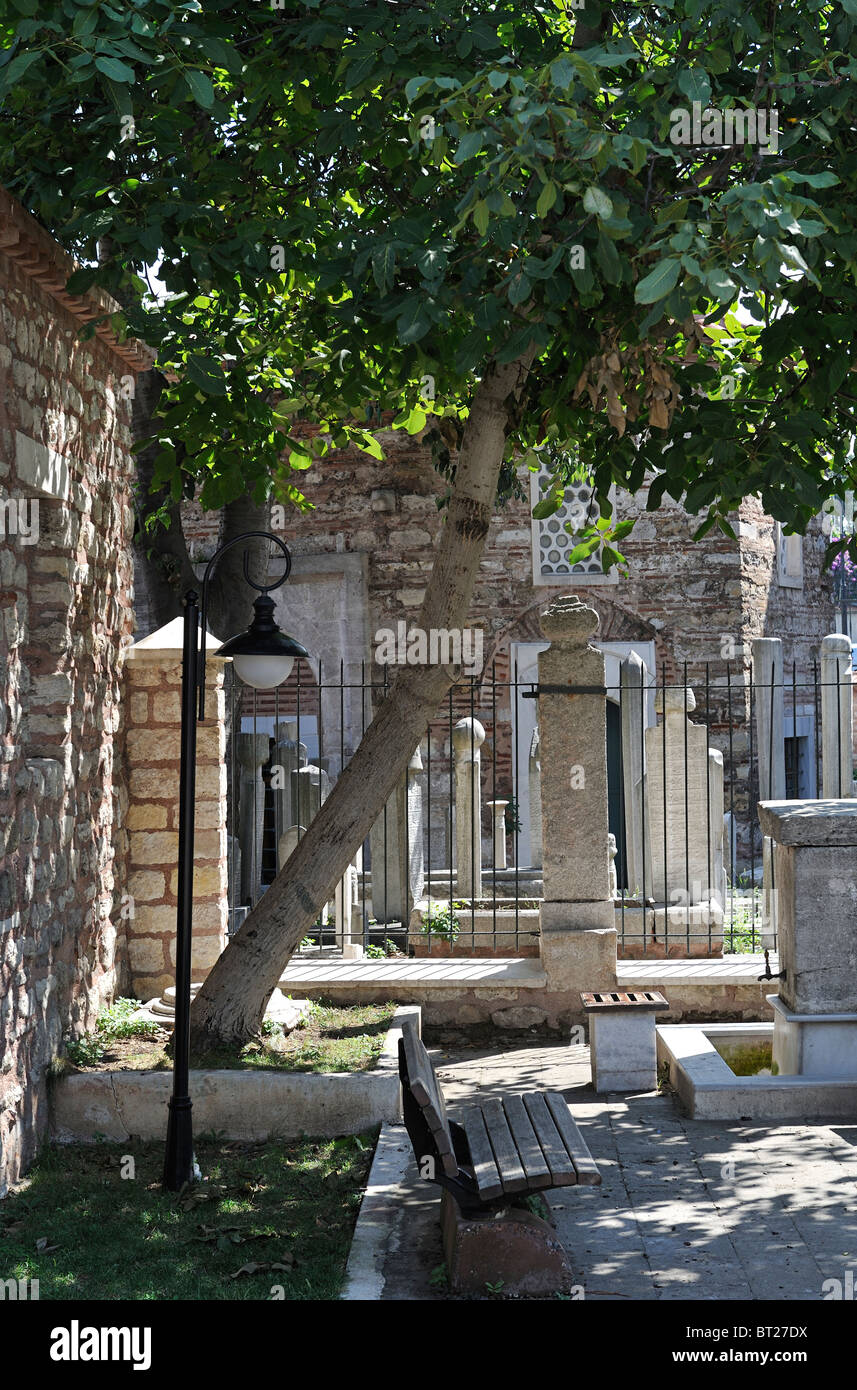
0,188,151,1195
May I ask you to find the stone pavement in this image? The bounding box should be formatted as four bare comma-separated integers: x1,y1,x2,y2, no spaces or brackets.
367,1038,857,1301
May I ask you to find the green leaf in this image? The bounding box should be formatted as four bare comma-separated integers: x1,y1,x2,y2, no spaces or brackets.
635,257,681,304
473,200,489,235
404,75,430,103
583,186,613,220
454,132,483,164
186,355,227,396
536,181,558,217
706,268,738,304
396,300,432,345
184,69,215,109
197,38,243,74
0,50,43,87
372,244,396,296
94,55,136,84
532,496,561,520
677,68,711,106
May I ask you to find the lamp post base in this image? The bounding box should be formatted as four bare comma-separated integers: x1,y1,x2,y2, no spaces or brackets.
162,1095,194,1192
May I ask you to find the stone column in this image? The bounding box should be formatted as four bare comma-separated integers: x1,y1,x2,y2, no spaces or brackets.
619,652,651,898
487,800,509,870
452,717,485,899
536,597,617,998
821,633,853,798
528,726,543,868
237,732,270,907
124,618,229,1001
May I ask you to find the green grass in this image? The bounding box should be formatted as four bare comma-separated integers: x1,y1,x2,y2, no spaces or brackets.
0,1133,376,1300
68,1001,399,1076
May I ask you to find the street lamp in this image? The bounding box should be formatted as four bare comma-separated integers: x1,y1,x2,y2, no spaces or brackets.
162,530,308,1192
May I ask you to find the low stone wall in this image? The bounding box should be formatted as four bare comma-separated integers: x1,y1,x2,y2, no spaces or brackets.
294,980,775,1030
49,1005,418,1143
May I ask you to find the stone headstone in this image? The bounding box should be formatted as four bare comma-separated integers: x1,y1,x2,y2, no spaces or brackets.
821,633,853,799
369,746,425,923
752,637,786,800
528,726,543,869
620,652,652,898
452,718,485,899
646,687,710,905
487,799,509,871
237,732,270,907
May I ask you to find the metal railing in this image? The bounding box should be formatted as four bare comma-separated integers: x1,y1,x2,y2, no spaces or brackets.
223,653,853,959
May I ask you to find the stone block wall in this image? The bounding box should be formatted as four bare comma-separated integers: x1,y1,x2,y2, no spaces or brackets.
0,187,151,1195
123,646,228,1000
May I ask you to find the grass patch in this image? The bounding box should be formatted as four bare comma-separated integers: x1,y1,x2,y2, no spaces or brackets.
0,1133,376,1300
70,1001,399,1075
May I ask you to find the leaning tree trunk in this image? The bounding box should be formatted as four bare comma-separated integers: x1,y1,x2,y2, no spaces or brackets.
189,348,537,1048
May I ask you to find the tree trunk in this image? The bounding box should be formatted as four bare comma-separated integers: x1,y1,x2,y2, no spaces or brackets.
131,370,198,635
189,348,537,1048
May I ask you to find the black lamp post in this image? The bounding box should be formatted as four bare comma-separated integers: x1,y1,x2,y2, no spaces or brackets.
162,531,308,1192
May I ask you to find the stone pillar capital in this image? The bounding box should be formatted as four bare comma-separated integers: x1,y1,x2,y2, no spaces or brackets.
538,595,599,646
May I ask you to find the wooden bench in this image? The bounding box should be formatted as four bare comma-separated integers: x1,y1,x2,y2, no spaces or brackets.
398,1019,601,1294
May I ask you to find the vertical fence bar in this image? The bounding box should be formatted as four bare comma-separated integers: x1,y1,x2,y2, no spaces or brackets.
814,658,820,801
661,661,668,953
426,709,432,956
683,661,690,954
705,661,711,955
382,665,389,954
360,660,368,951
491,661,498,950
446,684,454,958
749,660,756,950
640,660,648,948
618,672,626,952
513,658,521,952
469,674,476,954
726,660,735,951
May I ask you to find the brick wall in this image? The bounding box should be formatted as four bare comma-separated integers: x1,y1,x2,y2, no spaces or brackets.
0,188,151,1195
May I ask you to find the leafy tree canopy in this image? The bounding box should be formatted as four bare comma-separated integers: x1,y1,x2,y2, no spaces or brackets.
2,0,857,556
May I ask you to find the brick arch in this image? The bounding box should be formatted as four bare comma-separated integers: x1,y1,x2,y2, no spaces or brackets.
482,589,672,683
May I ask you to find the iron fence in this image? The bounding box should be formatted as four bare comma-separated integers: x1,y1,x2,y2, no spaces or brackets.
223,649,854,959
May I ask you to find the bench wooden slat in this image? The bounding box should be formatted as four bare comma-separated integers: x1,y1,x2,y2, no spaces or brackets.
459,1106,504,1201
401,1021,458,1177
545,1092,602,1187
523,1092,578,1187
501,1094,552,1189
480,1098,528,1194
